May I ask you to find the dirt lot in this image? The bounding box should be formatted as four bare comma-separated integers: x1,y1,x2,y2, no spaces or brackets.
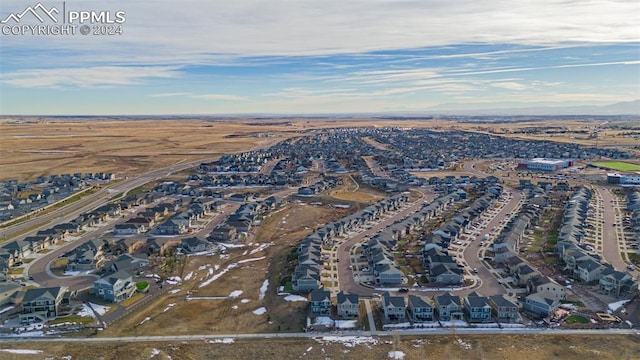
99,202,353,337
0,334,638,360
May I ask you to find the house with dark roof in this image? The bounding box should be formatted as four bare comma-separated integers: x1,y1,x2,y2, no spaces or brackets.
382,292,406,321
336,291,359,319
435,292,463,321
489,295,519,323
407,294,434,322
464,292,492,323
93,271,136,303
523,292,559,318
309,288,331,316
20,286,69,324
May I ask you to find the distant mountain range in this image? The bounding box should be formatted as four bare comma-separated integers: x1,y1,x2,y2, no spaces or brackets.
424,100,640,116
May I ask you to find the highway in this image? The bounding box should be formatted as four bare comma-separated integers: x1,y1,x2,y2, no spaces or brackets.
0,328,637,343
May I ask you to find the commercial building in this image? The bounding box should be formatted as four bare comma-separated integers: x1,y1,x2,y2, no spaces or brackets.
607,173,640,185
517,158,572,172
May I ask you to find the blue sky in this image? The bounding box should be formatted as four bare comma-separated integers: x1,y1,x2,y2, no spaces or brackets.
0,0,639,115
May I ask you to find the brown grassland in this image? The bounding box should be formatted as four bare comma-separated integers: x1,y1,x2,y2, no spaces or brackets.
3,117,637,181
0,334,638,359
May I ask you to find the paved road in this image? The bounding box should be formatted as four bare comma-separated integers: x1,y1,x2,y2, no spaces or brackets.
335,191,433,296
460,190,522,296
0,328,637,343
596,187,629,272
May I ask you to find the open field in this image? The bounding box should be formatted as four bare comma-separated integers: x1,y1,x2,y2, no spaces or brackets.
99,203,353,337
0,334,638,360
2,118,638,181
591,161,640,172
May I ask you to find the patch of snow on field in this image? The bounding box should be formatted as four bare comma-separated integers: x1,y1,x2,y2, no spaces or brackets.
388,351,405,359
250,242,274,255
316,336,378,348
232,305,238,310
199,263,239,288
184,272,194,281
186,296,227,300
217,243,246,249
166,276,181,285
208,338,235,344
198,265,208,271
241,299,251,303
163,303,176,312
0,349,43,354
150,348,160,358
284,294,307,302
252,307,267,315
454,338,472,350
237,256,266,264
608,299,630,312
229,290,243,298
77,303,109,318
259,279,269,300
169,289,181,294
242,250,248,256
139,317,151,325
214,265,220,270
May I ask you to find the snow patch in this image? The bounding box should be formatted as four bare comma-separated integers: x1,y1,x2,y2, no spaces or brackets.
237,256,266,264
199,263,239,288
184,272,194,281
454,338,472,350
169,289,181,294
316,336,378,348
250,242,274,255
166,276,182,285
77,303,110,318
229,290,243,298
240,299,251,304
150,348,160,358
208,338,235,344
608,299,631,313
284,294,307,302
388,351,405,359
139,317,151,325
163,303,176,313
259,279,269,300
0,349,43,354
252,307,267,315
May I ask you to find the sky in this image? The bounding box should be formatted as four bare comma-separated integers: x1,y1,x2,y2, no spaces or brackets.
0,0,639,115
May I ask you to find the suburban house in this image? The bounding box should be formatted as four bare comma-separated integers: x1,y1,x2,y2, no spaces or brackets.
336,291,359,319
489,295,520,323
407,294,434,322
464,292,493,323
527,275,566,300
523,292,560,318
180,237,213,254
309,288,331,316
20,286,69,324
93,271,136,303
382,292,406,322
435,292,463,321
599,269,638,297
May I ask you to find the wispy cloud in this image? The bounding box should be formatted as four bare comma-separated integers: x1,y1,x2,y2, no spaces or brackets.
491,82,528,91
1,66,182,88
149,92,246,101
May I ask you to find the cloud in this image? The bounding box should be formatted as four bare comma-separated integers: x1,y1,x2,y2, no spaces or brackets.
1,66,182,88
1,0,638,68
491,82,528,91
191,94,247,101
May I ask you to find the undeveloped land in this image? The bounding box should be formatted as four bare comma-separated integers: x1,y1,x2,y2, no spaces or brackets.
0,334,638,360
